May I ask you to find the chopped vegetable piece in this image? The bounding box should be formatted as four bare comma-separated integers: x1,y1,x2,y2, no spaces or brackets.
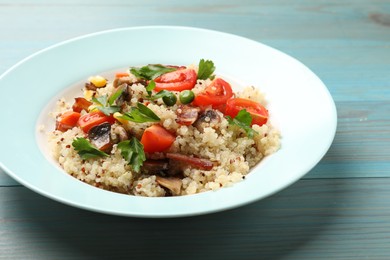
78,111,115,133
88,75,107,88
72,137,108,159
142,159,169,174
118,137,146,172
113,112,127,125
141,125,175,153
113,125,129,142
156,176,182,196
72,97,93,113
115,72,130,78
226,109,258,138
84,90,95,100
225,98,268,126
56,111,81,132
88,122,113,152
192,78,233,112
193,109,221,131
176,105,200,126
197,59,215,80
166,153,214,170
179,90,195,104
162,93,177,106
130,64,177,80
154,68,197,92
119,103,160,123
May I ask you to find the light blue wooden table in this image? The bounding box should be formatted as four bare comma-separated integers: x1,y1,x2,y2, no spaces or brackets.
1,1,390,259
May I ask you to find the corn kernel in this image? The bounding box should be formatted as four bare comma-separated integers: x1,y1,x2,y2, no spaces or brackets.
84,90,94,101
88,75,107,88
88,104,98,112
113,112,127,125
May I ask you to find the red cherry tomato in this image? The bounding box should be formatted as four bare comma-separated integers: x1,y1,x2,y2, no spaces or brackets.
140,125,176,153
154,68,197,92
225,98,269,126
78,111,115,133
192,78,233,112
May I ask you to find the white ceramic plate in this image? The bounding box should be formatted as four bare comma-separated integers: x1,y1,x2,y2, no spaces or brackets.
0,26,336,217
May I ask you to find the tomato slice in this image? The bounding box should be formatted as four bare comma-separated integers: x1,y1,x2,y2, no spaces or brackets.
154,68,197,92
140,125,176,153
225,98,269,126
192,78,233,111
78,111,115,133
56,111,81,132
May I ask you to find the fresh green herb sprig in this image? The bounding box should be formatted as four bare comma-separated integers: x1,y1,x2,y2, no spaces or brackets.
150,90,177,106
145,80,156,97
130,64,177,80
72,137,108,159
226,109,258,138
117,137,146,172
145,80,177,106
119,103,160,123
197,59,216,80
92,88,123,115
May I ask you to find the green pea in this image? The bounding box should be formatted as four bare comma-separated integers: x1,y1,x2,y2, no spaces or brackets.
179,90,195,104
162,92,177,106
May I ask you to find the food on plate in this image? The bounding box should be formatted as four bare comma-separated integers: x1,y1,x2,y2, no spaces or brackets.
48,59,280,197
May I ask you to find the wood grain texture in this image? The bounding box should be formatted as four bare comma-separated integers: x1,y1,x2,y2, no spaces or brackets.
0,0,390,259
1,178,390,259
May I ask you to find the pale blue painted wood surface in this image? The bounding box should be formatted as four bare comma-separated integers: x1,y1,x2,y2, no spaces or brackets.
0,0,389,259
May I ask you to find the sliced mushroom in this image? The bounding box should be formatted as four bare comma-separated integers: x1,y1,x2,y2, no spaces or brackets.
88,122,112,152
175,105,200,126
113,125,129,142
193,108,221,131
113,77,131,89
156,176,182,196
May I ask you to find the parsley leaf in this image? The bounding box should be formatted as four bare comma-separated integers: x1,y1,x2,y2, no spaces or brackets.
150,90,172,100
108,87,124,106
145,80,156,97
72,137,108,159
197,59,216,80
119,103,160,123
226,109,258,138
97,106,121,115
92,87,123,116
145,84,177,106
130,64,176,80
92,95,107,107
118,137,146,172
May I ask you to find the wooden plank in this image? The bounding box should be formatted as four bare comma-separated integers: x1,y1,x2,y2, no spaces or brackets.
307,100,390,178
1,178,390,259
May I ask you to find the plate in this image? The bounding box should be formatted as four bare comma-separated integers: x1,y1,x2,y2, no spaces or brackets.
0,26,337,217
